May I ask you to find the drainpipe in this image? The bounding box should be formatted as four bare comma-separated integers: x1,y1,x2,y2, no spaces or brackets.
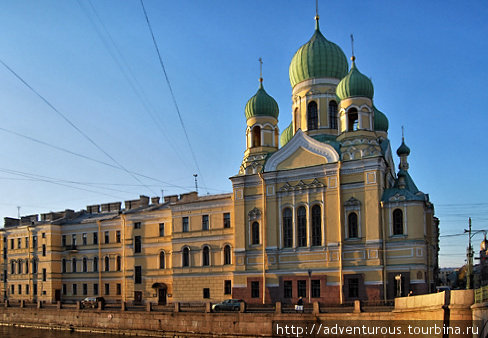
258,172,267,305
380,201,387,302
122,215,126,302
97,220,102,297
337,161,343,304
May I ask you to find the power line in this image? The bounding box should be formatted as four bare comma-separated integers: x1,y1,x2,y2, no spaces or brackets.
0,58,158,197
139,0,207,193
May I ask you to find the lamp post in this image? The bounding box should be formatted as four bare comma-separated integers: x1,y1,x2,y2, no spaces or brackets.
464,217,487,289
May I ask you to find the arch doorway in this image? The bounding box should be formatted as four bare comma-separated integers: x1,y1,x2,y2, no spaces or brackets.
152,283,167,305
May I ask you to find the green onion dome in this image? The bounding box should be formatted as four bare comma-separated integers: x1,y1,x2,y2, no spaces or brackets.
245,81,279,120
336,58,374,100
280,122,293,147
373,105,389,132
289,20,348,88
396,139,411,156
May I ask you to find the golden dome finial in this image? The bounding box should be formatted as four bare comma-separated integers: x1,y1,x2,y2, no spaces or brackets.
259,57,263,84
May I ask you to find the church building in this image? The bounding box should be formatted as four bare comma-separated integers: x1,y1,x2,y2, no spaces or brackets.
0,14,438,306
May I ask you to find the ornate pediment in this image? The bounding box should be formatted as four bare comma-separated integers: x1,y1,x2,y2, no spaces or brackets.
248,207,261,220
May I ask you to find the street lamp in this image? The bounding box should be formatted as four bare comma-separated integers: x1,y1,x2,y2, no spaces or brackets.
464,217,487,289
395,274,402,297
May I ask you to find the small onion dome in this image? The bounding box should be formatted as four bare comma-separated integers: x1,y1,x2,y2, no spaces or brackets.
481,235,488,251
373,105,389,132
396,139,411,156
289,23,348,88
336,59,374,100
245,82,279,120
280,122,293,147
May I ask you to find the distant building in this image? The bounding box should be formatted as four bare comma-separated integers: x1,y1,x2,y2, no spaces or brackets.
0,14,439,305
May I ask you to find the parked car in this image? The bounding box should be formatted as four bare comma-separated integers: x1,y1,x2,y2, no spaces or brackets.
211,299,243,311
81,297,105,308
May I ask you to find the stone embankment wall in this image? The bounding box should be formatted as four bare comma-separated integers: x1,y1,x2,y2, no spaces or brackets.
0,290,478,337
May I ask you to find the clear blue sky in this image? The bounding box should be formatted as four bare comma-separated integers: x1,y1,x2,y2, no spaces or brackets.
0,1,486,268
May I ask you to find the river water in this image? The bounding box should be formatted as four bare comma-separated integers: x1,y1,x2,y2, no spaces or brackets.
0,326,125,337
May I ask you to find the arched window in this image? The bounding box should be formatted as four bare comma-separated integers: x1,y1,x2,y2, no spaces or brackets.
82,257,87,272
182,247,190,267
202,246,210,266
348,212,358,238
294,107,300,131
297,206,307,247
116,256,121,271
224,245,231,265
307,101,318,130
93,257,98,272
328,101,338,129
104,256,110,271
393,209,404,235
10,261,15,275
283,208,293,248
251,222,260,245
347,108,358,131
252,126,261,148
72,258,77,273
159,251,165,269
311,205,322,246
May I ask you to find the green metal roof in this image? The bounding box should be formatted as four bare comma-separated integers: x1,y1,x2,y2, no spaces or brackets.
396,139,411,156
336,60,374,100
245,82,279,120
382,171,425,202
289,23,348,88
280,122,293,147
373,105,389,132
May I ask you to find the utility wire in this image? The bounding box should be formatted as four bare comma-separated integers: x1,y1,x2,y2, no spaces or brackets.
0,58,158,196
140,0,208,193
76,0,191,169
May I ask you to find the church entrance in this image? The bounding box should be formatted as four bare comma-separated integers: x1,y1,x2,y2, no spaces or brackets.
152,283,167,305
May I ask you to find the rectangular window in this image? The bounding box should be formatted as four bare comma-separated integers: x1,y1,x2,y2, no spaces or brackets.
116,231,121,243
105,283,110,295
348,278,359,298
3,270,6,283
72,284,77,295
17,238,21,249
3,248,6,259
10,238,13,250
25,284,29,295
25,237,29,248
203,288,210,299
224,280,232,295
11,285,14,295
83,283,88,296
104,231,109,244
251,281,260,298
202,215,209,230
134,222,141,229
62,284,67,295
32,235,37,248
71,234,76,246
134,266,142,284
182,217,189,232
311,280,321,298
18,284,21,295
94,283,99,296
42,244,46,256
42,268,47,282
116,283,121,295
10,261,14,275
134,236,141,253
284,281,293,298
82,233,87,245
93,232,98,245
62,235,66,247
33,283,37,296
42,233,45,239
159,223,165,237
297,280,307,298
223,213,231,228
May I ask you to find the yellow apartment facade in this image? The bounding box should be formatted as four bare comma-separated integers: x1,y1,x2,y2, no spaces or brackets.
0,15,438,305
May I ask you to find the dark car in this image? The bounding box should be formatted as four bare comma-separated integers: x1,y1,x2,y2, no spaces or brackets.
211,299,243,311
81,296,105,308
